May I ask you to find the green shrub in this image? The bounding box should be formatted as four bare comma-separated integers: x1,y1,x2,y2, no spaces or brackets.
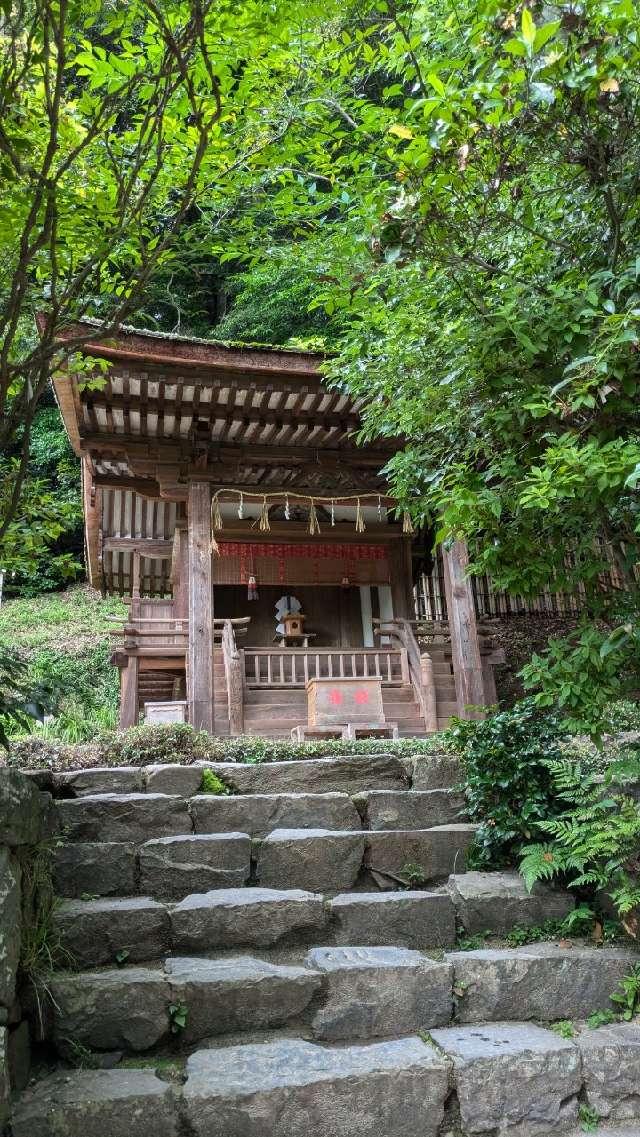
443,699,568,869
519,756,640,935
4,722,441,771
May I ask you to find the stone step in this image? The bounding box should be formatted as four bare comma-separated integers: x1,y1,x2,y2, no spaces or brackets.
138,832,252,899
199,754,409,795
448,870,574,935
431,1021,583,1135
363,824,478,886
329,890,457,949
49,956,322,1053
255,825,477,891
182,1036,448,1136
448,943,640,1023
13,1022,640,1137
11,1068,179,1137
13,1037,449,1137
55,793,192,842
172,888,327,952
411,753,463,790
53,873,576,960
305,945,452,1040
191,791,362,837
55,822,479,900
357,788,465,830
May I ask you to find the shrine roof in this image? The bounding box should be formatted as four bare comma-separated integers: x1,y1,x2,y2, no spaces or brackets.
48,320,397,598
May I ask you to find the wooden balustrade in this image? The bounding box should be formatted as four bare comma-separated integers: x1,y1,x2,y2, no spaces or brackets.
373,617,436,730
244,648,407,688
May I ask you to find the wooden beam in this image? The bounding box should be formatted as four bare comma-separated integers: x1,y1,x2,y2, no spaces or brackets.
79,433,395,467
87,392,361,434
103,537,173,557
94,475,161,497
187,481,214,733
442,540,485,718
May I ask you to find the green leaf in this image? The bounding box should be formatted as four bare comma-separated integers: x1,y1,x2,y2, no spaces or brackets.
533,20,560,53
521,9,536,46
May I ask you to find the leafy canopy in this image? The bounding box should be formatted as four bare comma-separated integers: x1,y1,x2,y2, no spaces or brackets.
209,0,640,731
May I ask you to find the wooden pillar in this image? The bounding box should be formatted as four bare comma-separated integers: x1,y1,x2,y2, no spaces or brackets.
119,656,139,730
130,549,141,620
442,539,485,718
172,524,189,619
187,481,214,733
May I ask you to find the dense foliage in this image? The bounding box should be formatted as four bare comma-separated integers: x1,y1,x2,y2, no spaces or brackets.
203,0,640,733
3,0,640,730
0,0,339,570
0,646,56,748
520,753,640,934
445,700,569,868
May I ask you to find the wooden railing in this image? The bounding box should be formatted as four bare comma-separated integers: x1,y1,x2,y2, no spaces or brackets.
109,614,250,656
374,617,437,731
244,648,408,688
221,619,244,735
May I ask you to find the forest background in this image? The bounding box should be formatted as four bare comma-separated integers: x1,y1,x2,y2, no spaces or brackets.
1,0,640,740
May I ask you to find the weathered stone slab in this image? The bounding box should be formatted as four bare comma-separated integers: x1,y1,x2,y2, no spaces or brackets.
0,1026,8,1128
449,945,639,1023
448,871,574,935
183,1036,448,1137
52,841,136,897
411,753,463,791
165,955,321,1044
144,764,203,796
53,897,170,968
0,769,44,845
364,825,477,886
54,767,143,797
361,789,465,831
11,1068,178,1137
256,829,364,891
171,887,326,951
139,833,250,899
56,793,191,842
7,1019,30,1092
191,792,361,837
50,968,170,1052
431,1021,581,1136
0,849,20,1010
576,1021,640,1121
205,755,409,795
329,891,456,950
306,946,452,1039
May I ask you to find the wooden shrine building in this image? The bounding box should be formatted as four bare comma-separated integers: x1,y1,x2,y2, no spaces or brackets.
53,322,499,737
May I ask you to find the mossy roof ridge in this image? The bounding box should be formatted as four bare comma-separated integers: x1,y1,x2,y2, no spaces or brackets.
73,316,326,357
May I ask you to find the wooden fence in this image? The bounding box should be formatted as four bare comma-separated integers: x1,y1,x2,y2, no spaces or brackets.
415,546,629,622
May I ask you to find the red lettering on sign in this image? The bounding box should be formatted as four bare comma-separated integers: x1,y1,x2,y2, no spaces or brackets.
354,690,370,705
329,690,343,705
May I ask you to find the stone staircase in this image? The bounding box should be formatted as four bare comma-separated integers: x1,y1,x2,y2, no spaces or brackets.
12,752,640,1137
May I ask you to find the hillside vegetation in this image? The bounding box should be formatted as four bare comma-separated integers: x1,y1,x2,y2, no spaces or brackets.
0,585,126,741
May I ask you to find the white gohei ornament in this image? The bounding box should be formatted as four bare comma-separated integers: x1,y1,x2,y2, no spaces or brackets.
275,594,302,636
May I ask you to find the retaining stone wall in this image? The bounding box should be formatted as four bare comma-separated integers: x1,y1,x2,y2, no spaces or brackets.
0,770,51,1130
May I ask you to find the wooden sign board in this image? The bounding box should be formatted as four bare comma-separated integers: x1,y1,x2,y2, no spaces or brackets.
144,700,187,725
306,677,385,727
